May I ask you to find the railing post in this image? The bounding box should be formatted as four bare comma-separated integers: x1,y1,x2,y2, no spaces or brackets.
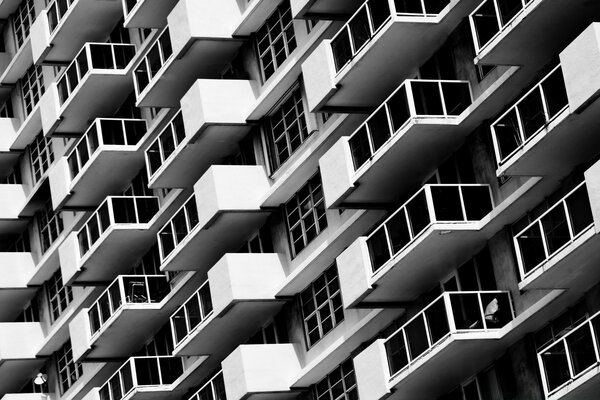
438,81,448,116
444,293,456,332
118,276,126,305
405,81,417,118
477,292,486,330
458,185,468,221
424,186,437,223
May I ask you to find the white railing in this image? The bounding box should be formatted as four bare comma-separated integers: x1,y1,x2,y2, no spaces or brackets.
133,27,173,96
187,371,226,400
348,79,471,170
367,184,493,273
145,110,185,179
157,194,199,262
514,181,593,280
170,279,213,348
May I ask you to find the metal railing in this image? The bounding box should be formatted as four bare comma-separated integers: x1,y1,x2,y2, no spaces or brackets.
470,0,535,53
331,0,451,73
47,0,75,34
77,196,160,258
171,280,213,347
514,181,593,280
123,0,140,17
385,290,514,377
491,65,568,166
98,356,185,400
538,310,600,397
88,275,170,337
348,79,471,170
187,371,226,400
67,118,147,180
158,194,199,262
134,27,173,96
57,42,136,106
368,184,493,273
145,110,185,179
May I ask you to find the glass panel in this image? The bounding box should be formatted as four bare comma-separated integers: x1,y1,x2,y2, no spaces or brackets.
348,7,371,53
517,89,546,140
442,82,471,115
462,186,493,220
186,295,203,331
542,68,568,119
349,127,371,169
405,316,429,360
425,297,450,344
493,109,522,162
517,224,546,274
541,341,570,392
540,206,570,256
367,226,390,272
472,0,500,49
386,331,409,374
412,82,444,115
134,358,160,385
387,210,411,255
406,190,430,236
450,293,482,330
566,185,593,236
387,85,411,132
566,325,596,376
431,186,463,221
367,107,392,153
159,358,183,384
331,29,352,72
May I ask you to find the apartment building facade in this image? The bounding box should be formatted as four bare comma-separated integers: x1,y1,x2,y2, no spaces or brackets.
1,0,600,400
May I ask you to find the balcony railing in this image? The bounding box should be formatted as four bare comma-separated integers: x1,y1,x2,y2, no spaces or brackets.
538,310,600,397
331,0,451,73
470,0,535,53
123,0,139,17
348,79,471,170
145,110,184,179
491,65,568,166
158,194,199,262
77,196,160,258
99,356,185,400
187,371,226,400
88,275,170,337
514,181,593,279
67,118,147,179
47,0,75,34
368,184,493,272
170,280,213,348
57,43,136,106
385,291,514,377
134,27,173,96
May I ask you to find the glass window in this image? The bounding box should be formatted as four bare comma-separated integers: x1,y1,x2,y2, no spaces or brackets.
29,132,54,183
46,268,73,323
20,64,44,115
37,200,63,254
300,264,344,347
56,339,83,394
12,0,35,49
314,359,358,400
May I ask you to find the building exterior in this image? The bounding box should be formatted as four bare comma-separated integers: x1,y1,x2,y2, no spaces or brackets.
1,0,600,400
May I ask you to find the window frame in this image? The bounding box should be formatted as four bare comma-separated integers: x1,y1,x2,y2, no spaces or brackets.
46,268,73,323
56,340,83,395
313,359,358,400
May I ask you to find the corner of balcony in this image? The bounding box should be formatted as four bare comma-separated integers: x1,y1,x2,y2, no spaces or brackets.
0,183,28,233
49,118,147,209
172,253,286,357
0,322,46,394
31,0,123,64
302,39,337,113
147,79,255,189
0,252,37,321
159,165,270,272
123,0,178,28
59,196,160,285
222,344,302,400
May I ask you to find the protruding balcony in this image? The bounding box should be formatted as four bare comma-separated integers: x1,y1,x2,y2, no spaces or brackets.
90,355,206,400
40,42,136,136
354,291,514,400
158,166,270,272
30,0,124,64
69,274,171,361
469,0,599,68
146,80,255,189
187,371,226,400
122,0,178,28
0,253,37,321
0,323,45,394
59,196,160,285
49,118,147,210
134,0,245,107
222,344,301,400
513,164,600,291
171,253,286,356
0,184,28,234
302,0,479,111
337,184,496,307
291,0,364,19
538,310,600,400
319,79,472,207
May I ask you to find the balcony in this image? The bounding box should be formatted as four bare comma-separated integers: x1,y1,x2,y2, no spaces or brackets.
90,355,206,400
302,0,479,111
59,196,160,285
337,184,500,307
69,275,171,361
134,0,245,107
0,253,37,321
122,0,178,28
40,42,136,136
30,0,123,64
319,79,472,207
222,344,301,400
538,310,600,400
187,371,225,400
171,253,285,356
353,291,514,400
49,118,147,210
146,80,255,189
0,323,45,394
513,163,600,291
469,0,600,69
158,166,270,272
291,0,364,18
0,184,28,234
